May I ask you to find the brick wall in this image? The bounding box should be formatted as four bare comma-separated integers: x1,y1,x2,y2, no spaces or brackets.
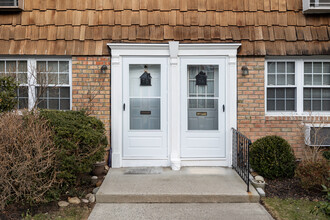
71,56,111,149
237,57,329,159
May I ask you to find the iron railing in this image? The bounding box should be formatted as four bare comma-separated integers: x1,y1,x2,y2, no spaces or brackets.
232,128,252,192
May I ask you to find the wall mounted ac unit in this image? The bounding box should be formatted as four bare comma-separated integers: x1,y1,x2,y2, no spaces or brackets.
305,125,330,147
303,0,330,14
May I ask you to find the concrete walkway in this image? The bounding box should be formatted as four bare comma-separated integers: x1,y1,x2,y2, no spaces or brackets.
88,203,273,220
96,167,259,203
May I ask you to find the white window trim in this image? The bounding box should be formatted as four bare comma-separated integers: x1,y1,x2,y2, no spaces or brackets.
265,58,330,116
108,42,240,169
0,57,72,111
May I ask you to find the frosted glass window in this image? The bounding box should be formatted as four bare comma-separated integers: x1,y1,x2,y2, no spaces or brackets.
129,64,161,130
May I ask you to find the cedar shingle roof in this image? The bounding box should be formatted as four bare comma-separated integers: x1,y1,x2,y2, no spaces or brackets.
0,0,329,56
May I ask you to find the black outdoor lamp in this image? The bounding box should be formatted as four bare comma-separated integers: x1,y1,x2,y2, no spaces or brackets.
100,65,108,74
241,66,249,76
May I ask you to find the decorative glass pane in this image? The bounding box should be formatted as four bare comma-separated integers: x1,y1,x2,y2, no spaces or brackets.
267,88,275,98
48,73,58,84
304,88,311,98
323,101,330,111
6,61,16,73
59,74,69,84
267,62,276,73
313,62,322,73
37,61,46,72
267,100,275,111
287,62,295,73
268,74,275,85
49,99,59,110
304,74,312,85
324,62,330,73
312,89,321,98
0,61,4,72
286,100,295,111
129,64,161,97
324,89,330,98
60,87,70,98
323,75,330,85
286,88,295,98
49,88,59,98
313,75,322,85
37,99,47,109
18,72,27,84
277,74,285,85
188,99,218,130
59,61,69,72
304,100,311,111
60,99,70,110
276,100,285,111
276,88,285,99
312,100,321,111
277,62,285,73
48,61,58,72
130,98,161,130
304,62,312,73
18,61,27,72
287,74,295,85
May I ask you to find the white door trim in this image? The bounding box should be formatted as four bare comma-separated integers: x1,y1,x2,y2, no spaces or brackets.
108,42,240,169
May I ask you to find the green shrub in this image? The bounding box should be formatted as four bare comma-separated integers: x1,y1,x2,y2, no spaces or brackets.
296,160,330,191
250,135,296,179
323,151,330,161
40,110,108,188
0,76,18,113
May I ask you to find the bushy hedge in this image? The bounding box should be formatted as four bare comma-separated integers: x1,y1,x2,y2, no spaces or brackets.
0,76,18,113
250,135,296,179
40,110,108,187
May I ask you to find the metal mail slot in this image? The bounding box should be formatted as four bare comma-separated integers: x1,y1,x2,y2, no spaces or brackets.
196,112,207,116
140,111,151,115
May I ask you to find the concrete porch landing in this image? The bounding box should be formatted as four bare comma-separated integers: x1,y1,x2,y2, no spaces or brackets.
96,167,260,203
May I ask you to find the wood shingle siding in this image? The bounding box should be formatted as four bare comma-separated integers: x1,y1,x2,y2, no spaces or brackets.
0,0,329,56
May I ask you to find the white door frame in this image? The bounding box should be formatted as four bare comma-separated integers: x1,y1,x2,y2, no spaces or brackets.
108,42,240,169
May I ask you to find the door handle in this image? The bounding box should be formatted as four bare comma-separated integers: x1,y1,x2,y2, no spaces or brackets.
222,104,225,112
123,103,126,111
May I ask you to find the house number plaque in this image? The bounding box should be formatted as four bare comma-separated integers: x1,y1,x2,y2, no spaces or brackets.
196,112,207,116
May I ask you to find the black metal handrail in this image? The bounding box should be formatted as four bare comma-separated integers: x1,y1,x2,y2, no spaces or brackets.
232,128,252,192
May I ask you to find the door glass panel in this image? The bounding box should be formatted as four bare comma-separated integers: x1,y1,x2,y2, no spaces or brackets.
129,64,161,130
187,65,219,130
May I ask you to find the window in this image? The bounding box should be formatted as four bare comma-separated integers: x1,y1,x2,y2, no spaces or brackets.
0,0,23,11
266,61,296,111
266,59,330,114
0,58,71,110
303,0,330,13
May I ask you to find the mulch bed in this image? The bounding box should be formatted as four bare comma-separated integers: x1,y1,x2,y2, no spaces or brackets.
0,173,105,220
264,177,325,201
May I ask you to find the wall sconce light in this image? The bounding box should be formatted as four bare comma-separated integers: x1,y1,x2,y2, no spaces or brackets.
101,65,108,74
241,66,249,76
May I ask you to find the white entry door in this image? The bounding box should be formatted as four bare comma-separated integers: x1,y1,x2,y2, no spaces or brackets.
123,57,168,160
181,57,226,158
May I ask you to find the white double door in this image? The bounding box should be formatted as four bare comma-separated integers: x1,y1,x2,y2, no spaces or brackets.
123,56,226,161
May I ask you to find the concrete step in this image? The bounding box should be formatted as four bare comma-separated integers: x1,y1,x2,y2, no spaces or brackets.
88,203,274,220
96,167,260,203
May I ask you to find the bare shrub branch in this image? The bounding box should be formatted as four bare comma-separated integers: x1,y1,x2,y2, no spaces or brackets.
0,111,58,210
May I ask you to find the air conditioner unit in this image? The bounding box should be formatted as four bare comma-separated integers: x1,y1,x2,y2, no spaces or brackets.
0,0,23,11
305,125,330,147
303,0,330,14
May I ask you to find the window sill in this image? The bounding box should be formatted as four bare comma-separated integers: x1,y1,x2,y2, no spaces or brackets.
265,112,330,117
